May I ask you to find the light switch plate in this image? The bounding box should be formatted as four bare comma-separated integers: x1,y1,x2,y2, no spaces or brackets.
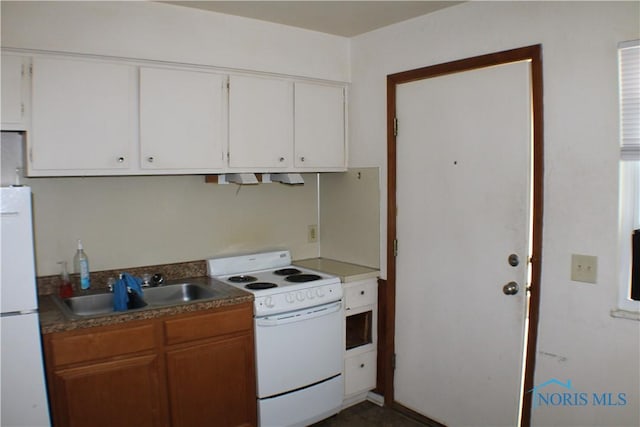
571,254,597,284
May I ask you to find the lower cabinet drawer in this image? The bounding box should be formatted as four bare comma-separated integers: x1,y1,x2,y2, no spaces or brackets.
164,303,253,345
48,323,156,366
344,350,377,396
344,280,377,311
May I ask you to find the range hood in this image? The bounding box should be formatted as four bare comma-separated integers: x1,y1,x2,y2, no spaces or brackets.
268,173,305,185
206,173,305,185
218,173,259,185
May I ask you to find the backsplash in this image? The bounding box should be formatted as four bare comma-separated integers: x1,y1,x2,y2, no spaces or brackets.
24,173,320,276
37,259,206,296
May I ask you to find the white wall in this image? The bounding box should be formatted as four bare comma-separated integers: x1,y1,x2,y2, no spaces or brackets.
1,1,349,81
26,174,319,277
350,1,639,426
319,168,380,268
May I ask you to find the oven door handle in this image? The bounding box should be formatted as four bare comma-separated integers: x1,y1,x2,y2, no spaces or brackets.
256,301,342,326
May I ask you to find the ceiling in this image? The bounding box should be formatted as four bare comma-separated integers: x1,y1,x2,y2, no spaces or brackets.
161,1,462,37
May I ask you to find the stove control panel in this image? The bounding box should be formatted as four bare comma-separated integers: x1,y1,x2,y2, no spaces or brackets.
254,282,342,316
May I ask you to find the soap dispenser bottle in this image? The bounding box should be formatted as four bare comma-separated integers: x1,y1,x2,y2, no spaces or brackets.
74,239,91,290
57,261,73,298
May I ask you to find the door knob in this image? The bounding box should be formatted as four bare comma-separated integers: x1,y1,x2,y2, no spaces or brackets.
503,281,519,295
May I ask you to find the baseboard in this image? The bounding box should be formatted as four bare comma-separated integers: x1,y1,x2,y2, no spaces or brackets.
392,401,447,427
366,391,384,406
342,391,369,409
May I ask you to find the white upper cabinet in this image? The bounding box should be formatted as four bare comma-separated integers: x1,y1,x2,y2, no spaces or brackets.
1,54,29,130
20,51,347,176
139,67,226,172
294,82,346,170
30,57,135,174
228,75,294,170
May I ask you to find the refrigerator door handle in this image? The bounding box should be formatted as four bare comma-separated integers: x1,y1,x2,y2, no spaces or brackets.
1,309,39,317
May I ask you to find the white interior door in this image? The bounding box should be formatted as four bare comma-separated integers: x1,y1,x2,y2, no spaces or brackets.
395,61,532,427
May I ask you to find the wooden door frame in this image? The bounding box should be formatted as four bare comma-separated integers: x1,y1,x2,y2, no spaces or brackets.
383,45,544,426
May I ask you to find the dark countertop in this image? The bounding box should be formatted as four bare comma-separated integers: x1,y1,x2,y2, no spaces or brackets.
39,277,253,334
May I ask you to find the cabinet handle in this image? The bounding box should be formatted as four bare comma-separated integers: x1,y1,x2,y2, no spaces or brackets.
279,157,285,162
360,290,365,295
147,156,154,163
360,363,365,368
300,156,305,162
117,156,125,163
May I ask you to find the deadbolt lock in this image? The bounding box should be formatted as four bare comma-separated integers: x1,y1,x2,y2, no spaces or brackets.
508,254,520,267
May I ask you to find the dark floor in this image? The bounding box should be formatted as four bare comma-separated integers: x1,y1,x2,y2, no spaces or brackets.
311,401,427,427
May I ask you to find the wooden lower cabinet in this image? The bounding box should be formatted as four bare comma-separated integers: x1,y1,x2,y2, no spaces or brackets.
50,354,163,427
166,335,255,427
43,302,256,427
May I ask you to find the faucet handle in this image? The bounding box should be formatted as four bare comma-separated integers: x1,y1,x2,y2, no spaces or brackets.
151,273,164,287
107,277,117,293
141,273,152,288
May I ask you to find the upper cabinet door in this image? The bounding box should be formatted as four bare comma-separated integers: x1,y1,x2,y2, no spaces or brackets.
139,67,226,171
294,82,346,170
30,57,135,173
228,75,293,169
1,55,29,130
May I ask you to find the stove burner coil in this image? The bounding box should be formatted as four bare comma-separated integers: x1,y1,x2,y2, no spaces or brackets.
245,282,278,290
228,275,257,283
285,274,322,283
274,268,302,276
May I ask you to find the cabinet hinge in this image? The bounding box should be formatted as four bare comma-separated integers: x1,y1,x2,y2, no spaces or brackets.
393,117,398,137
29,64,33,76
20,103,25,115
393,239,398,257
392,353,397,370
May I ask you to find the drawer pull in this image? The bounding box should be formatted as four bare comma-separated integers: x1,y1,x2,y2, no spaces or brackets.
360,290,365,295
360,363,365,368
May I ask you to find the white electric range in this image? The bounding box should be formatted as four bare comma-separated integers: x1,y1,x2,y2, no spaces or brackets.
207,250,344,427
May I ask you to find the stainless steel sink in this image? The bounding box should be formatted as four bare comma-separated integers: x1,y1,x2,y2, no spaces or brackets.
59,292,114,317
143,283,216,305
53,282,217,318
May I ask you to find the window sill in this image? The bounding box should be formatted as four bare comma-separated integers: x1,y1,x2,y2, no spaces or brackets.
610,308,640,321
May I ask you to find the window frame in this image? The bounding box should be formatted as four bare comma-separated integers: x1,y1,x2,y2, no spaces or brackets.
615,40,640,317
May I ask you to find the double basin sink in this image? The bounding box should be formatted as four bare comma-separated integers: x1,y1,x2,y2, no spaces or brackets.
52,280,217,318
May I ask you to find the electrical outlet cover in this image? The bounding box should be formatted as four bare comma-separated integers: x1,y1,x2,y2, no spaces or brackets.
308,224,318,243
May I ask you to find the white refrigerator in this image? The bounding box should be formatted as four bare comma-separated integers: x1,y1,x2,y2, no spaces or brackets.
1,186,51,426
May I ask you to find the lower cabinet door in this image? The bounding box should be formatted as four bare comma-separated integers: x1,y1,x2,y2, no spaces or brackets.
50,354,164,427
166,334,257,427
344,351,377,396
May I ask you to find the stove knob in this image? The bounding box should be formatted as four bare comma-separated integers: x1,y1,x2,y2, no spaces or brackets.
265,296,275,308
306,289,314,299
296,291,305,302
316,288,325,298
285,293,295,304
